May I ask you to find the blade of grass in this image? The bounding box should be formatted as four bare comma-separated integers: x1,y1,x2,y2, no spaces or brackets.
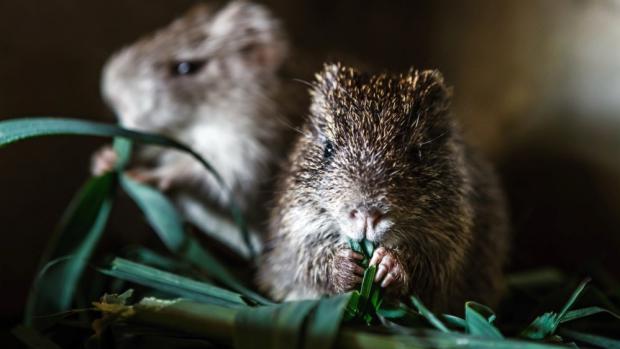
410,296,450,333
558,328,620,349
180,237,272,305
113,140,268,303
557,279,591,321
99,258,245,307
0,117,253,258
521,278,591,340
120,175,185,251
560,306,620,323
100,297,569,349
464,302,503,339
24,172,115,324
303,293,352,349
234,300,318,349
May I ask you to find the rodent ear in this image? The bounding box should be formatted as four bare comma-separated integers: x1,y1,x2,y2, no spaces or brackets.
308,63,347,133
211,1,288,73
410,70,454,144
414,70,452,118
313,62,353,95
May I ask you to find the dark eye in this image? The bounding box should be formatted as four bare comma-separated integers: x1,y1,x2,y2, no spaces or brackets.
323,140,334,161
170,60,206,76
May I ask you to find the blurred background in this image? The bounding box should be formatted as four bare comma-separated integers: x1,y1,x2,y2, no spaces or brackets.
2,0,620,339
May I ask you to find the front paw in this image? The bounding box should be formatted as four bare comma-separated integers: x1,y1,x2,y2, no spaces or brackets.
370,247,406,290
330,248,365,293
125,167,175,191
91,145,118,176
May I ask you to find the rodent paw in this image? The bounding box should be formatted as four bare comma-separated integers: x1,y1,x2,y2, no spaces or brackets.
330,248,365,293
125,168,174,191
91,145,118,176
370,247,405,289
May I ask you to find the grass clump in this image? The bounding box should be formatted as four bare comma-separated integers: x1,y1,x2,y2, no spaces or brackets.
1,117,619,349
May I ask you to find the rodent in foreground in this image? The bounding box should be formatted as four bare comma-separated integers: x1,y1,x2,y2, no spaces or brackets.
258,63,510,312
91,1,302,256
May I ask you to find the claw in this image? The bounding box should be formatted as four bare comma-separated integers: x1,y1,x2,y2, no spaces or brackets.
369,247,387,266
370,247,405,290
375,264,387,281
381,272,397,288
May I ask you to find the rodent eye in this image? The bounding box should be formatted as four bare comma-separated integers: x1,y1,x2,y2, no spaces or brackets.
170,60,206,76
323,140,335,161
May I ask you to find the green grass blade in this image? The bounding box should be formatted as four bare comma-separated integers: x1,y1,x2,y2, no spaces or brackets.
557,278,591,322
558,328,620,349
360,265,377,299
180,238,272,305
120,175,185,251
304,293,352,349
0,117,253,258
234,300,318,349
123,246,191,272
100,258,245,307
560,306,620,323
24,172,115,324
465,302,504,339
99,297,570,349
115,142,268,303
442,314,467,329
410,296,450,333
521,278,591,340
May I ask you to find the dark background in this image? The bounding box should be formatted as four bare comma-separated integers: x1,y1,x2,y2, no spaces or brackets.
2,0,620,336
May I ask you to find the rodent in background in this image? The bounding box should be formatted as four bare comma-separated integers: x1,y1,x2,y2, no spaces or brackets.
258,63,510,312
91,1,303,257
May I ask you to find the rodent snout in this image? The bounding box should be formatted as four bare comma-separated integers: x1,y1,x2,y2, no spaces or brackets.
346,206,389,242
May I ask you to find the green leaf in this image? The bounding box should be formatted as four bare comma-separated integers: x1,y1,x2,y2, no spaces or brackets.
362,239,375,259
410,295,450,333
520,313,559,340
558,328,620,349
303,294,353,349
442,314,467,329
234,300,318,349
112,137,132,170
521,278,591,340
346,239,381,324
100,258,245,307
465,302,504,339
348,238,374,267
558,278,591,321
123,246,192,272
560,306,620,323
24,172,115,324
116,162,268,304
344,291,361,321
0,117,254,257
120,175,185,251
360,265,377,300
180,237,272,305
376,306,408,319
349,239,363,256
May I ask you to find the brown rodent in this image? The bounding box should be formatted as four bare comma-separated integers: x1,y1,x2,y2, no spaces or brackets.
91,1,305,257
258,63,510,312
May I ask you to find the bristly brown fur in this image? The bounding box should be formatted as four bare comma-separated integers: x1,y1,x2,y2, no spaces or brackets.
257,63,510,313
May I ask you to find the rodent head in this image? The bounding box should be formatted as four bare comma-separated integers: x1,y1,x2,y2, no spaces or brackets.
298,63,468,246
102,1,287,132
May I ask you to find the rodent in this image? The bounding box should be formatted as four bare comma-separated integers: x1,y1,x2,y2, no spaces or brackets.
257,63,510,312
91,1,304,257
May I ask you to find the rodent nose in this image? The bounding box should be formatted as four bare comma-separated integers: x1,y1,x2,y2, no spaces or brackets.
349,207,384,232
